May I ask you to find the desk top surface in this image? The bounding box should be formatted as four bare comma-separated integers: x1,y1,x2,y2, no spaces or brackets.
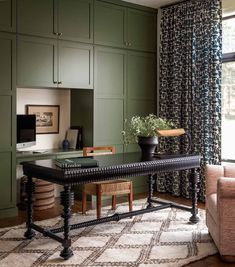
22,152,201,185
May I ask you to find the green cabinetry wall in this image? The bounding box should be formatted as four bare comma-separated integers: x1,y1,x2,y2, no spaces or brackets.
0,0,16,33
17,36,93,89
0,33,16,216
94,0,156,52
17,0,93,43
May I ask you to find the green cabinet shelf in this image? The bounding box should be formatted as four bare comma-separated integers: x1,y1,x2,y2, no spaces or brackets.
17,36,93,89
94,0,156,52
17,0,93,43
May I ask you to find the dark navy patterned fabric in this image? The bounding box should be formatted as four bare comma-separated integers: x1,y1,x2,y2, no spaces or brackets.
158,0,222,201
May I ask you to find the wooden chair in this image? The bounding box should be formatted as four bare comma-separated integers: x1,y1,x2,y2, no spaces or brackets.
82,146,133,219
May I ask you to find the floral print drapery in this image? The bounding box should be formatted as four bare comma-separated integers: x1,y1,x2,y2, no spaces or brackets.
158,0,222,201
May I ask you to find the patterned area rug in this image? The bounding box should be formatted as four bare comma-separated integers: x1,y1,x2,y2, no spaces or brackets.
0,199,217,267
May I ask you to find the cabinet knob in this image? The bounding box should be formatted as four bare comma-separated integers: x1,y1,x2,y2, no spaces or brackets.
53,81,58,84
58,81,62,84
58,32,63,36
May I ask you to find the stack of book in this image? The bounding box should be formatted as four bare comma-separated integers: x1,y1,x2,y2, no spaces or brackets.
55,158,99,169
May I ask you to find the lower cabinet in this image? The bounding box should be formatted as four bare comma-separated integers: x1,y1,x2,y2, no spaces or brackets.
0,33,17,217
17,35,93,89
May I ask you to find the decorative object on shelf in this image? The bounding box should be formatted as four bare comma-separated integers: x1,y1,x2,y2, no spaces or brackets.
70,126,83,149
121,114,175,155
27,105,60,134
66,129,78,149
62,138,70,150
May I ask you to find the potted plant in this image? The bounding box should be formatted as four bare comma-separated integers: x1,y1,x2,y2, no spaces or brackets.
121,114,177,155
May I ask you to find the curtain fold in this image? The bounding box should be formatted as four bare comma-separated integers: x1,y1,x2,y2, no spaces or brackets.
158,0,222,201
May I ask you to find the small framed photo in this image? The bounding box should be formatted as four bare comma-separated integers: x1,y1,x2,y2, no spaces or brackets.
27,105,60,134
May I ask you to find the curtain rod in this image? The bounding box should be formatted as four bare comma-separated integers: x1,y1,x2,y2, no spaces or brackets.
161,0,188,9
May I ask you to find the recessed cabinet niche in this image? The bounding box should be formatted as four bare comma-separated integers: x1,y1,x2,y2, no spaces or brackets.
17,0,93,43
94,1,156,52
17,36,93,89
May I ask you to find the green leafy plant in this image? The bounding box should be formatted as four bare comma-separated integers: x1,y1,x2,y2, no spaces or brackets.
121,114,175,144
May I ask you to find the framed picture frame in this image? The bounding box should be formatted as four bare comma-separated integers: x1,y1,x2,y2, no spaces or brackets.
26,105,60,134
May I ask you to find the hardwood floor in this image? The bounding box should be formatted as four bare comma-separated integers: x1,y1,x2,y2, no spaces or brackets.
0,192,234,267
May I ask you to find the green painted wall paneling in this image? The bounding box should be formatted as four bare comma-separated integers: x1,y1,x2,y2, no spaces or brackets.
71,89,94,147
94,0,156,52
0,32,16,216
17,0,93,43
0,0,16,33
58,41,93,89
17,36,93,89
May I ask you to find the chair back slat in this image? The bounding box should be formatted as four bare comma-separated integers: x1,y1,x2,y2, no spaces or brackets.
83,146,116,156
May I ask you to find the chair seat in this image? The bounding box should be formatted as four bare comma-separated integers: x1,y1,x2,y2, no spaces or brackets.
84,179,132,195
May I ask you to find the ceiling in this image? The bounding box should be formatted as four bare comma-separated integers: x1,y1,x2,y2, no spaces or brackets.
122,0,235,16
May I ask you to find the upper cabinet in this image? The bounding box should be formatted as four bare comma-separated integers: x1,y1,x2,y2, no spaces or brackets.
17,0,93,43
17,36,93,89
94,1,156,52
0,0,16,32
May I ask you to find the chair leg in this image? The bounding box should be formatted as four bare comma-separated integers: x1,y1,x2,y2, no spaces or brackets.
82,189,87,214
129,182,133,212
96,185,102,219
112,195,116,210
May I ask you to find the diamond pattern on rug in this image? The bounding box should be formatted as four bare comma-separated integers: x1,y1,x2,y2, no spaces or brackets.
0,199,217,267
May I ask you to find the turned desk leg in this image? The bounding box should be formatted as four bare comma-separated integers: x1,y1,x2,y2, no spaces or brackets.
24,176,36,239
60,185,74,260
189,168,200,223
147,174,155,208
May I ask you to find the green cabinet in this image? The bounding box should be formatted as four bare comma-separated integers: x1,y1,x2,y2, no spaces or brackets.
17,0,93,43
59,41,93,89
0,0,16,33
17,36,93,89
93,47,156,152
0,33,16,216
94,46,126,152
94,0,156,52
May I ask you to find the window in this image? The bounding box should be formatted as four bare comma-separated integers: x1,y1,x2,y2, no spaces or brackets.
222,17,235,161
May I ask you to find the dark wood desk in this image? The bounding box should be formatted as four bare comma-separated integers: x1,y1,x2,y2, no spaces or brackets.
22,152,201,260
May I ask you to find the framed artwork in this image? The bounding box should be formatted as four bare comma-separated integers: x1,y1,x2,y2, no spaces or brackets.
27,105,60,134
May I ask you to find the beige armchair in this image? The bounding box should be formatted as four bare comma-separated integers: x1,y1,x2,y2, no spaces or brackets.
206,164,235,261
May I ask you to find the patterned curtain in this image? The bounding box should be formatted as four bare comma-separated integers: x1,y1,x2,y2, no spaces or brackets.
158,0,222,201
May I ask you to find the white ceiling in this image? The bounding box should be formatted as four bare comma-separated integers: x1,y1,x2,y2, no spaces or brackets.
122,0,235,16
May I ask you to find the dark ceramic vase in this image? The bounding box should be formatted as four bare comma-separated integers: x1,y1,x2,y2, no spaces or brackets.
138,136,158,156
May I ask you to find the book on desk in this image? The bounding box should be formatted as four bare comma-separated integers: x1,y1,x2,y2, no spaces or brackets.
55,157,99,169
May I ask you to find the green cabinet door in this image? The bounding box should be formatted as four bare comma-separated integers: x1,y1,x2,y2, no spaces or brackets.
94,1,126,48
17,36,58,88
0,0,16,32
59,41,93,89
58,0,93,43
17,0,55,38
126,51,156,152
0,33,16,214
94,47,126,151
127,9,156,52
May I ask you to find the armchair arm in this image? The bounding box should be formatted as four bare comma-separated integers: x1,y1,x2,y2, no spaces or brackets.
218,177,235,198
205,164,224,196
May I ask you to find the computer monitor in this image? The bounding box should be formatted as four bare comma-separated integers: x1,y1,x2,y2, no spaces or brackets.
17,114,36,149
